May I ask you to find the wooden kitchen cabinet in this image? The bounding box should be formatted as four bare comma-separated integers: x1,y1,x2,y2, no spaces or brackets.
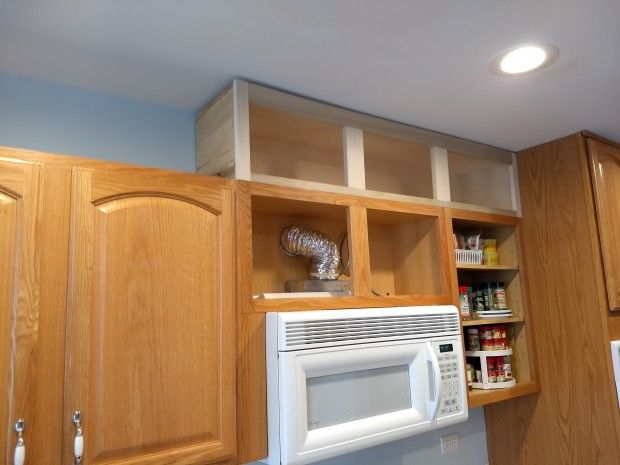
485,133,620,465
62,166,237,465
1,148,237,465
588,139,620,312
0,157,71,464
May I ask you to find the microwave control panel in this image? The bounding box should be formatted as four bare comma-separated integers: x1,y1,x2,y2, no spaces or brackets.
432,340,465,417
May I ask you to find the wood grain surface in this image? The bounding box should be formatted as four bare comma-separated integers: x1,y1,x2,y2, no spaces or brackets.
485,134,620,465
588,139,620,311
63,166,237,465
0,158,72,464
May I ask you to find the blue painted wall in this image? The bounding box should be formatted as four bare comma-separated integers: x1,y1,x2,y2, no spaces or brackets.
0,73,195,171
0,72,489,465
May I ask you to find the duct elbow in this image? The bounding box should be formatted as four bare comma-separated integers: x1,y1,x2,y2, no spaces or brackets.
280,225,340,280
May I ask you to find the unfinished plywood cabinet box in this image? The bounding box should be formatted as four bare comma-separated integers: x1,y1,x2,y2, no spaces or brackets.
196,79,521,215
195,80,541,464
233,182,539,463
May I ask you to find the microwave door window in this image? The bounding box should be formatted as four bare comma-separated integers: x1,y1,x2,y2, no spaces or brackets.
305,365,412,430
279,342,431,464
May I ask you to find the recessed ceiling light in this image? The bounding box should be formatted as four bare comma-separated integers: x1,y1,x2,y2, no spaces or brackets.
490,44,559,76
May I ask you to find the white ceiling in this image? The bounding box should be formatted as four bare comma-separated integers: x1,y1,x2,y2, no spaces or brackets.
1,0,619,151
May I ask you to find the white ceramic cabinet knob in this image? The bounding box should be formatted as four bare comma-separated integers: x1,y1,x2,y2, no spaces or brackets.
14,419,25,465
72,411,83,464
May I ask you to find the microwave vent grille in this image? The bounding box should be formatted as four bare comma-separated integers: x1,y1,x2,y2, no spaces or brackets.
283,313,460,350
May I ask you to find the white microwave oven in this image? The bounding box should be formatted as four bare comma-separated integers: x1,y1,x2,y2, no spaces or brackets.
263,305,468,465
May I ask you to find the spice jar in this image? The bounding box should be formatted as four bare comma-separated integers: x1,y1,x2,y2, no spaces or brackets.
468,286,475,317
458,285,471,319
466,328,480,350
487,358,497,383
493,325,507,349
474,288,485,312
495,356,505,382
493,282,507,310
503,355,513,380
482,282,495,310
480,326,494,350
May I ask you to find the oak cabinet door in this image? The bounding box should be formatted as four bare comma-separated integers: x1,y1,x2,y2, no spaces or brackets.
588,140,620,312
1,159,70,464
63,167,236,465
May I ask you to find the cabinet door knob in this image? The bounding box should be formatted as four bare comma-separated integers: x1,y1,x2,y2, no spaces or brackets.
72,411,83,464
14,419,25,465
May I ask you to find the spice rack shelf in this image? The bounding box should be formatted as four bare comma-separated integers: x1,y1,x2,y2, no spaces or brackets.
466,348,516,389
448,209,539,408
462,317,524,326
456,264,519,271
468,381,539,408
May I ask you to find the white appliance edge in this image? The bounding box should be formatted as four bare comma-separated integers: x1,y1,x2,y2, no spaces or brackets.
262,305,469,465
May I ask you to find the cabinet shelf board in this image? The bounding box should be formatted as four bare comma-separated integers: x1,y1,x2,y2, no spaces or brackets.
467,381,539,408
252,294,452,312
456,264,518,271
450,208,519,227
461,317,524,326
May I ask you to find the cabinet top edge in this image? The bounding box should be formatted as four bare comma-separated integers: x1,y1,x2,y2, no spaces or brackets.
0,146,235,189
230,79,512,162
582,130,620,151
241,179,518,218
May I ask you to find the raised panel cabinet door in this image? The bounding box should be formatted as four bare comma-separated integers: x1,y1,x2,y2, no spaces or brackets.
0,158,71,465
63,167,236,465
588,140,620,311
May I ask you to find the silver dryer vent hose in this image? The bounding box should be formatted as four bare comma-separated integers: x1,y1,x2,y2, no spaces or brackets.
279,225,340,280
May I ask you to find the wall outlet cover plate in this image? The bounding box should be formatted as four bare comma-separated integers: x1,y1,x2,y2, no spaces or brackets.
441,433,459,454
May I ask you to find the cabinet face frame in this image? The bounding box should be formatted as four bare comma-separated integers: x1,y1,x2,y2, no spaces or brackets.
62,166,237,465
588,139,620,312
0,158,71,465
237,181,454,313
446,208,540,408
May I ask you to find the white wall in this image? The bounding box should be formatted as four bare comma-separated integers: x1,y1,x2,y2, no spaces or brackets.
0,72,195,171
248,407,488,465
0,73,489,465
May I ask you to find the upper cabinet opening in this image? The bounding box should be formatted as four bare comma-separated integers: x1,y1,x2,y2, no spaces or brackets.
196,80,519,216
250,194,350,297
249,104,345,186
363,132,433,198
448,151,515,211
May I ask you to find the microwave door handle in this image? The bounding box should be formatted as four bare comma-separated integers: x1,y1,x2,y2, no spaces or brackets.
426,343,442,420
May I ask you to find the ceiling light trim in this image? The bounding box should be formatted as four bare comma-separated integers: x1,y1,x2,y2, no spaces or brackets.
489,43,559,76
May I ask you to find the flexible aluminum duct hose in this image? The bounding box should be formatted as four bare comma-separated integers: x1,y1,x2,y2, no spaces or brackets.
280,225,340,280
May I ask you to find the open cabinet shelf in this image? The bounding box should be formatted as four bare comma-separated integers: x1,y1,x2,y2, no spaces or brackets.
249,103,346,186
448,209,539,408
366,207,447,298
467,381,539,408
363,131,434,198
238,182,454,312
456,264,519,271
461,316,524,326
196,80,520,216
251,195,350,297
448,150,516,212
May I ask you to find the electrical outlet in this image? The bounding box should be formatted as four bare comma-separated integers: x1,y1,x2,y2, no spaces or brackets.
440,433,459,454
